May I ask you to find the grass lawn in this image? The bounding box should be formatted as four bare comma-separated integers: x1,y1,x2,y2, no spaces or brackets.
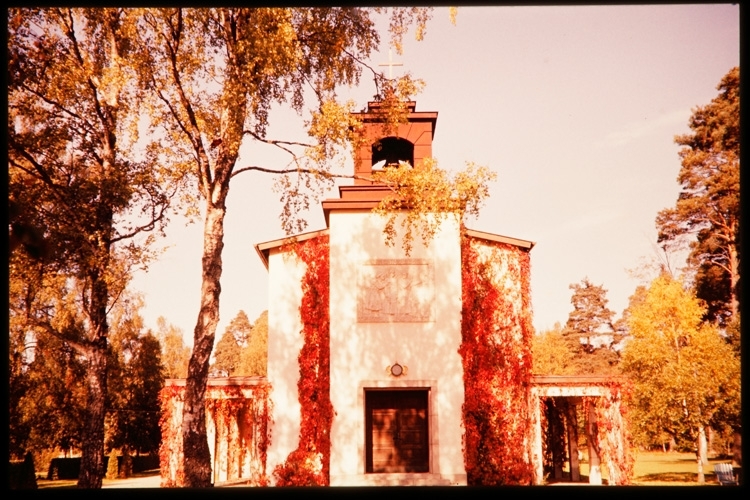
631,450,733,486
35,452,737,487
552,450,734,486
37,469,160,489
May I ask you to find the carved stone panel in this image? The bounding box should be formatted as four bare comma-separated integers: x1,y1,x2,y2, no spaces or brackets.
357,259,434,323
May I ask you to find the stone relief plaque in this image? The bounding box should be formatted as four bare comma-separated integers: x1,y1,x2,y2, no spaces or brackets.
357,259,434,323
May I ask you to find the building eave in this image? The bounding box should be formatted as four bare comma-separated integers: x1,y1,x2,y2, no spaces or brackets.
166,376,268,386
530,375,626,386
464,227,536,250
254,228,330,270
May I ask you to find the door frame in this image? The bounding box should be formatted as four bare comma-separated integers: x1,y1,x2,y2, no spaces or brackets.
361,382,436,475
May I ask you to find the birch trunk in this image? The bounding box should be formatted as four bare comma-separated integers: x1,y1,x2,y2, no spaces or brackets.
182,200,227,487
78,341,108,488
696,426,706,484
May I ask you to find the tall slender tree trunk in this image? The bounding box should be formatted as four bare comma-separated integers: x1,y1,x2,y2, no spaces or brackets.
78,341,108,488
732,430,742,468
78,266,111,488
77,193,113,487
698,425,708,465
728,242,741,467
696,426,706,484
182,197,227,487
176,12,247,486
729,243,739,319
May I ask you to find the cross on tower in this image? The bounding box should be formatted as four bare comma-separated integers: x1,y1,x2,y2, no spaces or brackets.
379,49,403,80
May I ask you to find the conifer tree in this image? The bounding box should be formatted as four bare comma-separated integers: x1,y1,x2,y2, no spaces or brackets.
239,311,269,377
656,67,740,325
562,278,619,375
211,329,242,377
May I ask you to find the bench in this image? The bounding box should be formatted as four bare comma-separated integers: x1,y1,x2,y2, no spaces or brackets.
714,463,737,485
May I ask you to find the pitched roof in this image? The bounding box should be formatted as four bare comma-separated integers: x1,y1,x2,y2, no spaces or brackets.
464,227,535,250
254,228,329,269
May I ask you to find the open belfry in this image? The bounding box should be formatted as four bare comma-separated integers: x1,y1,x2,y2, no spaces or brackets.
160,99,630,487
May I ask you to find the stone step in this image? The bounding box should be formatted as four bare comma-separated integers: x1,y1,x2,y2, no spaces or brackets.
356,473,456,486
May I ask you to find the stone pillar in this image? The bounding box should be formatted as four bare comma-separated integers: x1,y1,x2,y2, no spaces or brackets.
586,401,601,485
216,406,228,483
529,391,544,485
228,406,240,481
239,406,251,479
206,404,217,484
165,397,184,485
565,399,580,482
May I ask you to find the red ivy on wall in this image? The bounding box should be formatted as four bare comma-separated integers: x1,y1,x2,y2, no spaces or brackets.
158,383,271,487
459,236,535,485
206,385,272,485
590,381,634,485
273,235,333,486
539,382,634,485
159,385,184,487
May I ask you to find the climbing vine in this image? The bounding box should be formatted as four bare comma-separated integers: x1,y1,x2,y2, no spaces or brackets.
541,397,567,480
538,381,634,485
459,236,534,485
273,235,333,486
158,382,271,487
158,385,184,487
590,381,634,485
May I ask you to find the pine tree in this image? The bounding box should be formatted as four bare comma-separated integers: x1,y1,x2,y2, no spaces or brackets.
562,278,619,375
656,67,740,325
238,311,269,377
212,329,242,377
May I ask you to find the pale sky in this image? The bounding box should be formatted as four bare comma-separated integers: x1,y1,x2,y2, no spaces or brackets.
129,5,740,346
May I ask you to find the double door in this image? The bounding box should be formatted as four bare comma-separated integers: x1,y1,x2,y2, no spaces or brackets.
365,390,429,473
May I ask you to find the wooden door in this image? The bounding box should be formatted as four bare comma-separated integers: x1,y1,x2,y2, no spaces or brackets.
366,390,428,473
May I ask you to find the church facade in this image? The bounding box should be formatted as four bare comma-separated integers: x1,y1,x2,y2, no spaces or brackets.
256,101,535,486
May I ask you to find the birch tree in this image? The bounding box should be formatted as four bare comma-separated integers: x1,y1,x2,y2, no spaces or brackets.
621,274,740,483
8,8,179,487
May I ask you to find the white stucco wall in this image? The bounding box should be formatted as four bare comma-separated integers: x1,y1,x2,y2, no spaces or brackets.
327,211,466,486
265,247,306,475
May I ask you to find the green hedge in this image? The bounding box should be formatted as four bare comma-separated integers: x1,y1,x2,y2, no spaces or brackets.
47,454,160,480
9,452,38,489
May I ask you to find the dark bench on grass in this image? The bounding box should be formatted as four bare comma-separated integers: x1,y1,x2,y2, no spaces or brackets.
714,463,737,485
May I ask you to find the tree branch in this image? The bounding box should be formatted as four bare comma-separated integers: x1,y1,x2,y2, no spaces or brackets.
157,8,213,195
243,129,315,149
26,315,92,359
231,164,373,183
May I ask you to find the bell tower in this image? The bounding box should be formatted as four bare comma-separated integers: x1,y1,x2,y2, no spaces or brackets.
352,101,438,185
322,100,438,222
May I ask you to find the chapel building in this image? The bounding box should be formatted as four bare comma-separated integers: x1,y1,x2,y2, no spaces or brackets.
160,101,631,488
255,101,534,486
